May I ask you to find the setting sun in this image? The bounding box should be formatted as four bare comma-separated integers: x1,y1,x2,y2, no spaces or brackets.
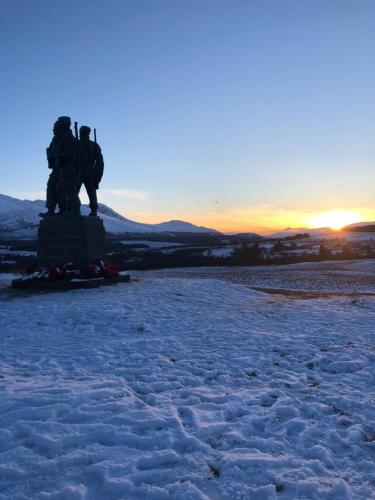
307,210,362,230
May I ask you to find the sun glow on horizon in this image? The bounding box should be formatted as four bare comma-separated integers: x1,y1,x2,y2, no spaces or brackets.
110,203,374,234
306,210,362,231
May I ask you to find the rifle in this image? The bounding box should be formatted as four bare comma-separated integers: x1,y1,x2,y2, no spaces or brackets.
93,128,100,189
74,121,81,184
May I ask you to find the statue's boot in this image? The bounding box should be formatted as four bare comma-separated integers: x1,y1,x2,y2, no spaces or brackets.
89,210,97,217
65,208,81,217
39,210,55,218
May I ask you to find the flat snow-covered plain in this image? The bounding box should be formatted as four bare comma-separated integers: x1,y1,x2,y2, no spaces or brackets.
0,261,374,499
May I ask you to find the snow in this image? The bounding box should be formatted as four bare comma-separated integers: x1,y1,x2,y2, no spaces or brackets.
203,247,233,257
0,194,39,213
0,263,374,499
145,259,375,293
0,246,36,257
0,194,156,237
119,240,184,250
259,243,274,250
345,232,375,242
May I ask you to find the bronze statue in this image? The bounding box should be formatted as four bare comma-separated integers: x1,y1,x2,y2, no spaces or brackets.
40,117,104,218
40,116,81,217
56,117,81,216
40,118,65,216
78,125,104,216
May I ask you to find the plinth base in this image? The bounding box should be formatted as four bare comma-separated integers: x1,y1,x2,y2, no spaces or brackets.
37,215,106,268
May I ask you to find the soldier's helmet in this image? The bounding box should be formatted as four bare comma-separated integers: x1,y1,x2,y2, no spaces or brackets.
53,116,71,134
79,125,91,138
57,116,71,128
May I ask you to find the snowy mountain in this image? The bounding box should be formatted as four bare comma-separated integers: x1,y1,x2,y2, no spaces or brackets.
0,194,219,238
153,219,218,233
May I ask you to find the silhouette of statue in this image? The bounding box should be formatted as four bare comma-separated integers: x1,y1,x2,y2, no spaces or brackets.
56,117,81,216
40,118,64,216
40,116,81,217
78,126,104,216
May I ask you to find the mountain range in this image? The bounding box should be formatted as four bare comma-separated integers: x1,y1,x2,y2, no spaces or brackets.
0,194,218,239
1,194,373,240
265,223,375,239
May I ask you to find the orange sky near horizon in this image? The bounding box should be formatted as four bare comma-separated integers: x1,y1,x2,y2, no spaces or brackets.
10,189,375,234
114,205,375,234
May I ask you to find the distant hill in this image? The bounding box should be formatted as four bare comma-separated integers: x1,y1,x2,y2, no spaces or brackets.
265,222,375,240
0,194,220,239
154,219,219,233
342,222,375,232
266,227,335,239
228,232,263,241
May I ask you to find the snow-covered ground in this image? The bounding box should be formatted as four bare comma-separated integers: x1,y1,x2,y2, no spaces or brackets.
0,262,374,499
203,248,233,258
0,246,36,257
143,260,375,293
120,241,184,250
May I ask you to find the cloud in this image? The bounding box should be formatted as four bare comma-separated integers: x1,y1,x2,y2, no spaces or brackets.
103,189,149,201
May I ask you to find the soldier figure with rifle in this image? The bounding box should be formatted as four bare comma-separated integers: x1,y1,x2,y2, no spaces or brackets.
78,125,104,216
40,117,104,218
40,116,81,217
40,116,67,216
55,117,81,216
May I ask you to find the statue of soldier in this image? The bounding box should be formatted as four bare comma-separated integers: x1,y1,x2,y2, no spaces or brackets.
56,117,81,216
39,118,65,217
40,116,81,217
78,126,104,216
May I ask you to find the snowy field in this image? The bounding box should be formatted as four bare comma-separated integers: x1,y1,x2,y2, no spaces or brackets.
119,241,184,250
0,246,36,257
0,261,374,499
142,260,375,293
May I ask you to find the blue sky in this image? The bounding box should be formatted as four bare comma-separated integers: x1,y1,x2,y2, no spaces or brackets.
1,0,374,231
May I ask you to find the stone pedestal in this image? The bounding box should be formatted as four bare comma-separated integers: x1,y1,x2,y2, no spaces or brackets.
37,215,106,268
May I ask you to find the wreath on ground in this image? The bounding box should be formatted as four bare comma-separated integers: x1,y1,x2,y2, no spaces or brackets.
23,261,119,282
